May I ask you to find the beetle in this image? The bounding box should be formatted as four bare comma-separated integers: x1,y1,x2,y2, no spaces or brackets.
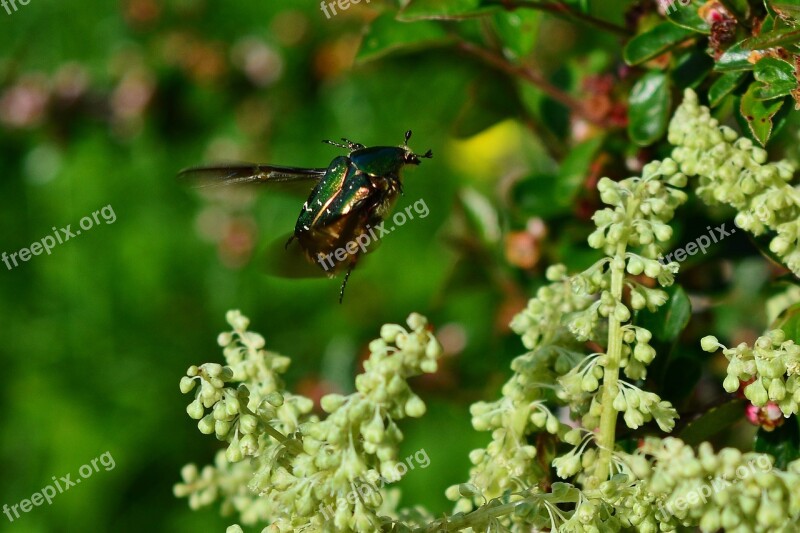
179,130,432,301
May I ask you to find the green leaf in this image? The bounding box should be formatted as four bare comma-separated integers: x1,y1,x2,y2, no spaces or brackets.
751,57,799,99
493,10,540,61
628,70,671,146
356,14,452,63
754,418,800,469
399,0,495,20
772,1,800,24
665,0,710,33
554,136,604,203
636,284,692,343
772,302,800,342
709,72,747,107
672,48,714,88
511,173,566,219
680,400,747,446
754,57,796,83
714,41,755,72
753,81,798,99
740,82,785,145
743,27,800,49
623,22,696,66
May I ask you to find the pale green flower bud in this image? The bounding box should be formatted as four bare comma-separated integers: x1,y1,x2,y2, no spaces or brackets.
198,414,215,434
405,395,426,417
723,374,740,393
407,312,427,331
321,393,346,413
627,255,645,275
226,310,249,331
623,409,644,429
553,453,581,478
217,332,233,347
701,336,720,352
380,324,406,343
744,379,769,406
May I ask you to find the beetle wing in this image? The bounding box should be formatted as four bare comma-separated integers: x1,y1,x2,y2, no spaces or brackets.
177,162,326,189
262,233,337,279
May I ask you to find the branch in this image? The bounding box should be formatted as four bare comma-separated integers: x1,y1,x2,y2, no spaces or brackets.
485,0,631,36
457,41,610,128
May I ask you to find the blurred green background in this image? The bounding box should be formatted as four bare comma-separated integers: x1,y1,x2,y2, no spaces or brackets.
0,0,782,531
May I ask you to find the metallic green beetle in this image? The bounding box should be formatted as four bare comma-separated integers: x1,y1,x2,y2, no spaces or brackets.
179,130,432,301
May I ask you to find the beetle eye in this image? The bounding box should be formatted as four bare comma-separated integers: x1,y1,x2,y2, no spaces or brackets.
405,154,420,165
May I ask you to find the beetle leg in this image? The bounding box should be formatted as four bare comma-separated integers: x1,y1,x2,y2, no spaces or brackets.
339,261,356,303
284,234,295,249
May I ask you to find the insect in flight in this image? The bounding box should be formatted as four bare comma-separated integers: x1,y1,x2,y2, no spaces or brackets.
178,130,432,302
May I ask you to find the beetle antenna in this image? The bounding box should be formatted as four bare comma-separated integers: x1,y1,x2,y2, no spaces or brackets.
323,139,350,150
420,149,433,159
404,130,412,146
341,138,366,150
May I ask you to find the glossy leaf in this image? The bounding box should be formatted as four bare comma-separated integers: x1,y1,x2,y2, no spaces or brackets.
772,1,800,24
493,10,540,61
665,0,710,33
357,14,451,63
680,400,746,446
623,22,695,66
754,418,800,469
752,57,799,99
636,284,692,343
628,70,671,146
714,41,755,72
743,27,800,49
709,71,747,107
740,82,785,145
755,57,796,84
554,136,604,203
399,0,495,20
511,173,566,219
673,48,714,88
772,302,800,342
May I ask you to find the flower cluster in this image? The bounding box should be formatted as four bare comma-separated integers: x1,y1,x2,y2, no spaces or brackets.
175,311,443,532
446,265,593,519
702,329,800,417
638,438,800,533
565,160,686,444
669,89,800,273
444,156,687,530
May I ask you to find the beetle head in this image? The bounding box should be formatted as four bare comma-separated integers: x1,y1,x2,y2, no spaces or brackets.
402,130,433,165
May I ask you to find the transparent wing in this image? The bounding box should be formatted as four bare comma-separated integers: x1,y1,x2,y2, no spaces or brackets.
177,162,326,189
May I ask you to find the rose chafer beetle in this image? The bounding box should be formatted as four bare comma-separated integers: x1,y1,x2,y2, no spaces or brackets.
179,130,432,301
